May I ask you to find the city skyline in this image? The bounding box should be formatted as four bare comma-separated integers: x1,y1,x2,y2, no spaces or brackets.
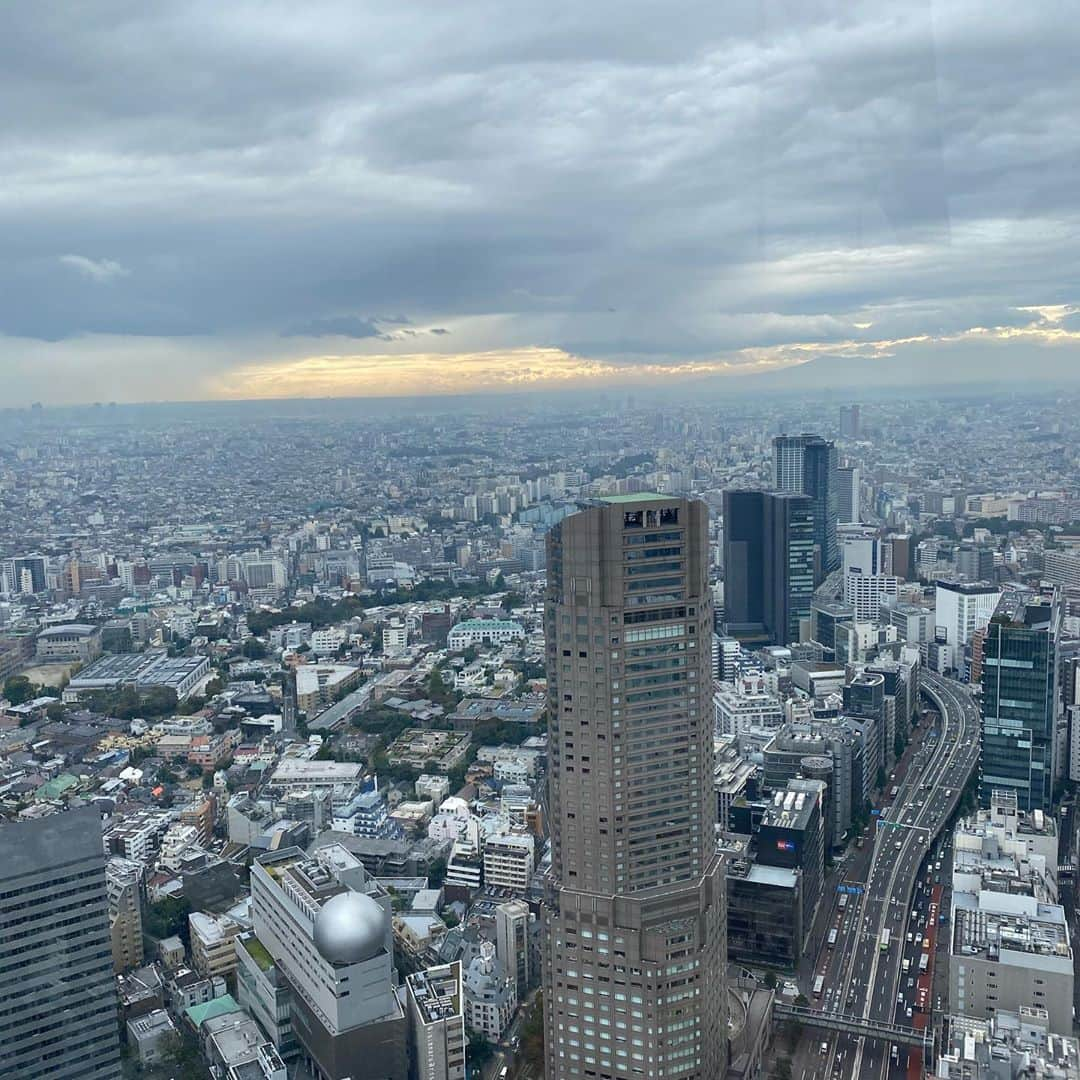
2,3,1079,404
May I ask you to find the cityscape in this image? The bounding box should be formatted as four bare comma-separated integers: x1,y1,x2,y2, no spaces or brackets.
3,2,1080,1079
2,390,1080,1080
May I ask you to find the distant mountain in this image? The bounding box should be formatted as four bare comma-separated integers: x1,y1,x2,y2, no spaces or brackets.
726,345,1080,392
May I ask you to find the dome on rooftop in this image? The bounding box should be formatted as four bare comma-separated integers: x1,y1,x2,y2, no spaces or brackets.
313,891,385,965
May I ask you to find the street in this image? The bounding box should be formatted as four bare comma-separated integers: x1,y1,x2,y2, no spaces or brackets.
789,673,980,1080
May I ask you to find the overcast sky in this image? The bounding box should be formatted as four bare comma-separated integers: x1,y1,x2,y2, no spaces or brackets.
2,1,1078,405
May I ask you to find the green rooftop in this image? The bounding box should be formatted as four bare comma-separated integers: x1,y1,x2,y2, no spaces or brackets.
598,492,670,503
34,773,80,801
241,935,274,972
185,994,241,1027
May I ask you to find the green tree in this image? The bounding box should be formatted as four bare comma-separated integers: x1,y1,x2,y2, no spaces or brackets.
145,895,191,943
45,700,66,722
242,638,268,660
161,1031,210,1080
428,857,448,889
876,765,887,792
466,1030,493,1068
3,675,35,705
520,992,545,1071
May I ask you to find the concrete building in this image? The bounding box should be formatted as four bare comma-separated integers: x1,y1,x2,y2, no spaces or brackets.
270,758,364,791
950,889,1073,1035
235,932,297,1060
889,602,932,646
35,622,102,663
0,807,122,1079
1043,550,1080,591
446,619,525,651
935,580,1002,664
953,790,1059,906
190,910,243,980
416,774,451,805
126,1008,179,1067
483,832,535,893
543,495,728,1080
937,1011,1080,1079
463,940,515,1041
405,963,467,1080
714,735,758,832
495,900,532,1001
107,855,144,973
295,664,364,714
383,621,409,655
843,570,900,622
250,843,407,1080
836,464,860,524
714,675,784,736
331,790,398,839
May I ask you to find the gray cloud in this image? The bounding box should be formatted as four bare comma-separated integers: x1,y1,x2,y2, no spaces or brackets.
0,1,1078,396
283,315,382,339
58,254,130,282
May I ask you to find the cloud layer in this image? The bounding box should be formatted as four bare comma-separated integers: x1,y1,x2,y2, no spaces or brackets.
1,1,1078,402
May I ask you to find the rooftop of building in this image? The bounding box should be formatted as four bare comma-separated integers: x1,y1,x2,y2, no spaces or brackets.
596,492,674,504
935,578,1001,595
993,590,1057,628
407,962,462,1024
37,623,97,637
256,845,360,906
760,787,818,831
952,892,1072,970
184,993,242,1027
941,1011,1080,1078
449,618,523,631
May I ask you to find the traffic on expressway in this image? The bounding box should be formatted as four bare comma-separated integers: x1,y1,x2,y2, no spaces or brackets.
795,672,981,1080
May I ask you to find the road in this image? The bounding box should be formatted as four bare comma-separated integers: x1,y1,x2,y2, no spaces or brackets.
792,672,980,1080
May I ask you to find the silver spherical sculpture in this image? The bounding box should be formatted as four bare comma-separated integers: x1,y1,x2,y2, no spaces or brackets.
313,891,385,965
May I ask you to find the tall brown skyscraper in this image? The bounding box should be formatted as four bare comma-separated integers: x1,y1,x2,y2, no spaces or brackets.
542,495,727,1080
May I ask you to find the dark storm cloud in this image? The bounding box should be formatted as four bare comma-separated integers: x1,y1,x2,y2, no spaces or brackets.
0,0,1078,394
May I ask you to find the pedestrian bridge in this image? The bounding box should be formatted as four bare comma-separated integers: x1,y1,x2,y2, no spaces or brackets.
774,1003,930,1049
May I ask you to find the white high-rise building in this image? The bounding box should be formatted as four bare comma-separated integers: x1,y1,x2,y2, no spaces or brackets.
250,843,407,1080
839,524,881,577
935,580,1001,649
843,571,901,622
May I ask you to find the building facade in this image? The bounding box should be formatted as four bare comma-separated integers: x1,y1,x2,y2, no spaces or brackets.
980,592,1061,813
543,496,727,1080
406,963,467,1080
0,808,121,1079
107,856,144,973
723,489,815,647
250,844,407,1080
773,434,840,580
